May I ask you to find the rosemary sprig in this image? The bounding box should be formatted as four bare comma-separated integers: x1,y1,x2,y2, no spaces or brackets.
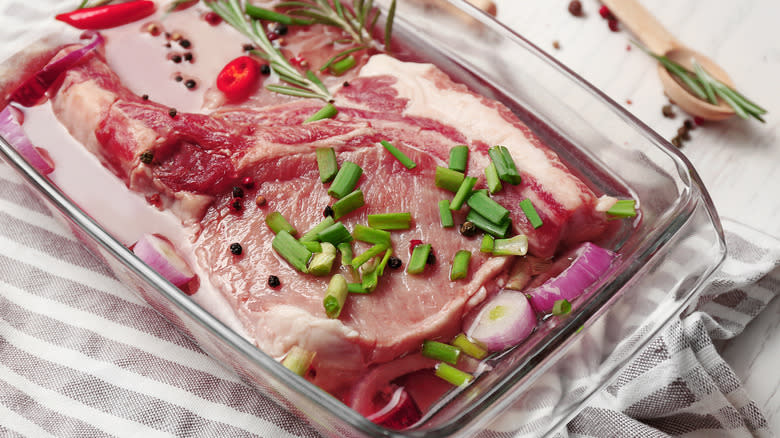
207,0,331,101
634,42,767,122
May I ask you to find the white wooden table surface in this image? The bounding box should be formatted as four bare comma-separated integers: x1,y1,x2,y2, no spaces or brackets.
494,0,780,432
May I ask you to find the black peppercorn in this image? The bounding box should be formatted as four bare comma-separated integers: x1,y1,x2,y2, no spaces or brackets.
141,94,149,100
232,186,244,198
342,81,350,87
387,256,402,270
271,23,288,35
184,52,193,62
229,242,243,255
426,251,436,265
323,205,334,217
260,64,271,75
243,43,254,52
174,75,183,82
268,275,281,288
168,108,178,118
662,104,675,118
184,79,197,89
677,126,691,141
171,54,182,63
459,221,478,237
179,39,191,48
684,119,695,130
231,198,243,211
139,150,154,164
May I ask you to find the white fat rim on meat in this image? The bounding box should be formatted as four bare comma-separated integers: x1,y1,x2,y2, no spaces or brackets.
359,55,585,210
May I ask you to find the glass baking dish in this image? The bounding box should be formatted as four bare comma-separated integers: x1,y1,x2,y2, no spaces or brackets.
0,0,726,436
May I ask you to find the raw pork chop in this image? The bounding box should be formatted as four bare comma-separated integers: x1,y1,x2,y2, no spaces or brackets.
46,46,609,394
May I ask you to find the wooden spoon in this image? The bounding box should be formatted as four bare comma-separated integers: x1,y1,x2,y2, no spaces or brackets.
601,0,735,120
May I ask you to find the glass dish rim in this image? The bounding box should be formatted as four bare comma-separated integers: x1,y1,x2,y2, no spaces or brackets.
0,0,727,435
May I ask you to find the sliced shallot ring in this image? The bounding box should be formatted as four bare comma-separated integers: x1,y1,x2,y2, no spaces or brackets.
466,291,536,352
526,242,615,314
133,233,195,287
0,106,55,174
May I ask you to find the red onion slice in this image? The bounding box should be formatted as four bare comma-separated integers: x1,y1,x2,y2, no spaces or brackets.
132,234,195,287
0,106,54,174
466,291,537,352
526,242,615,314
11,32,104,107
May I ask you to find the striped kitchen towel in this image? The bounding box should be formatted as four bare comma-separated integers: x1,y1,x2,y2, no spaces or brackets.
1,157,778,437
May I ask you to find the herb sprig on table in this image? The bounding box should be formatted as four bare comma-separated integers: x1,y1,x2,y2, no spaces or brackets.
635,42,767,122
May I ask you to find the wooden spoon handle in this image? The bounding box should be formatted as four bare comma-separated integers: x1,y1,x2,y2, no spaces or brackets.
600,0,680,54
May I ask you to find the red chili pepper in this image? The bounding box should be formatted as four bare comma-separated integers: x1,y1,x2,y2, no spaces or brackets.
55,1,157,30
217,56,261,101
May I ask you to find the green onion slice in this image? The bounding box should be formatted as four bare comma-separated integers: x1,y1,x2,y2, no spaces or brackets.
367,212,411,230
480,235,494,253
272,230,312,273
301,217,335,242
485,162,503,194
407,243,431,275
308,242,337,276
352,224,391,246
438,200,454,228
323,273,348,318
451,334,488,360
488,145,522,185
347,283,369,294
338,241,353,266
304,102,339,124
552,298,572,316
332,189,364,220
422,340,461,365
316,148,338,183
606,199,637,218
435,166,465,193
330,55,357,76
519,198,543,229
318,222,352,245
282,346,315,376
265,211,297,236
328,161,362,199
492,235,528,256
435,362,473,387
379,140,417,170
450,176,478,211
450,250,471,281
466,191,510,225
448,145,469,173
466,209,511,238
351,243,388,270
300,240,322,253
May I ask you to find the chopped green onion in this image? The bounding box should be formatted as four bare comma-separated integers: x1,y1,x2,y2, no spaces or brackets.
265,211,297,236
488,145,522,185
466,210,511,238
377,248,393,276
300,240,322,253
301,217,335,242
347,283,369,294
330,55,357,76
407,243,432,275
435,362,473,387
352,224,391,246
422,340,461,365
338,241,353,266
245,4,312,25
451,334,487,360
272,230,312,273
323,273,348,318
552,299,572,316
480,235,494,252
328,161,362,199
492,235,528,256
361,264,380,292
304,103,339,123
309,242,337,276
607,199,637,218
448,145,469,173
332,189,364,220
318,222,352,245
367,212,412,230
351,243,388,270
450,250,471,281
379,140,417,170
449,176,478,211
485,162,503,194
519,199,543,229
316,148,339,183
438,199,454,228
466,191,509,225
282,346,315,376
435,166,465,193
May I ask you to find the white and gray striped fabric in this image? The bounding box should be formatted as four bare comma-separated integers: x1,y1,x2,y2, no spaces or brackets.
1,158,778,437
